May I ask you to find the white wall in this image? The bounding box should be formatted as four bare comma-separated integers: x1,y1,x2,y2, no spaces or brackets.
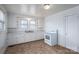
0,5,8,53
45,5,79,52
7,13,44,45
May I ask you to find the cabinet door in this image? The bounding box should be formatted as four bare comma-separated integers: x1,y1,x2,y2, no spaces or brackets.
65,15,78,51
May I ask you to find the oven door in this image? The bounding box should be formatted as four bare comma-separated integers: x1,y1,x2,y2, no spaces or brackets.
44,34,51,40
44,34,53,46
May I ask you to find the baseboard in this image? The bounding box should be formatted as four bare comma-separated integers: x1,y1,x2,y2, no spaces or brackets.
8,39,44,47
58,45,79,53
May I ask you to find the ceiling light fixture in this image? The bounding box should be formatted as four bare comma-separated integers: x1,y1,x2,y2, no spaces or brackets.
43,4,50,10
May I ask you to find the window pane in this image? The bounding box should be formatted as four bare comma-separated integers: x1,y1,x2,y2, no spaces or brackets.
30,21,35,25
20,20,28,31
29,20,36,31
0,22,3,30
0,10,4,21
21,25,27,29
21,20,27,25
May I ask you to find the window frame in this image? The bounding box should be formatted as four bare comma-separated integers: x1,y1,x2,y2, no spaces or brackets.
18,18,36,32
29,20,36,31
0,9,5,31
19,19,28,31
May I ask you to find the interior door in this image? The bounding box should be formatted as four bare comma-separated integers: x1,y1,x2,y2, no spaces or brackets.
65,15,78,51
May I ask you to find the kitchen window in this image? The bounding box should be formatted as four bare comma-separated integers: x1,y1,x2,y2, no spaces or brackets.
29,20,36,31
20,20,28,31
19,18,36,32
0,9,5,31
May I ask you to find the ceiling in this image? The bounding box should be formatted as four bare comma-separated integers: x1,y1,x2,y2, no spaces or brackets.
3,4,79,17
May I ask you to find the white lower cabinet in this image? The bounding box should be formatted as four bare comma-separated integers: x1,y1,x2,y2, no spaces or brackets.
7,31,44,46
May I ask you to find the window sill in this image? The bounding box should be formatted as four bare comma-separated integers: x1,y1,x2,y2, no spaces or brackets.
25,31,34,33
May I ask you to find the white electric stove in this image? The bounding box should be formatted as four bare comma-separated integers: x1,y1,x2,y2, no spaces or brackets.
44,31,58,46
